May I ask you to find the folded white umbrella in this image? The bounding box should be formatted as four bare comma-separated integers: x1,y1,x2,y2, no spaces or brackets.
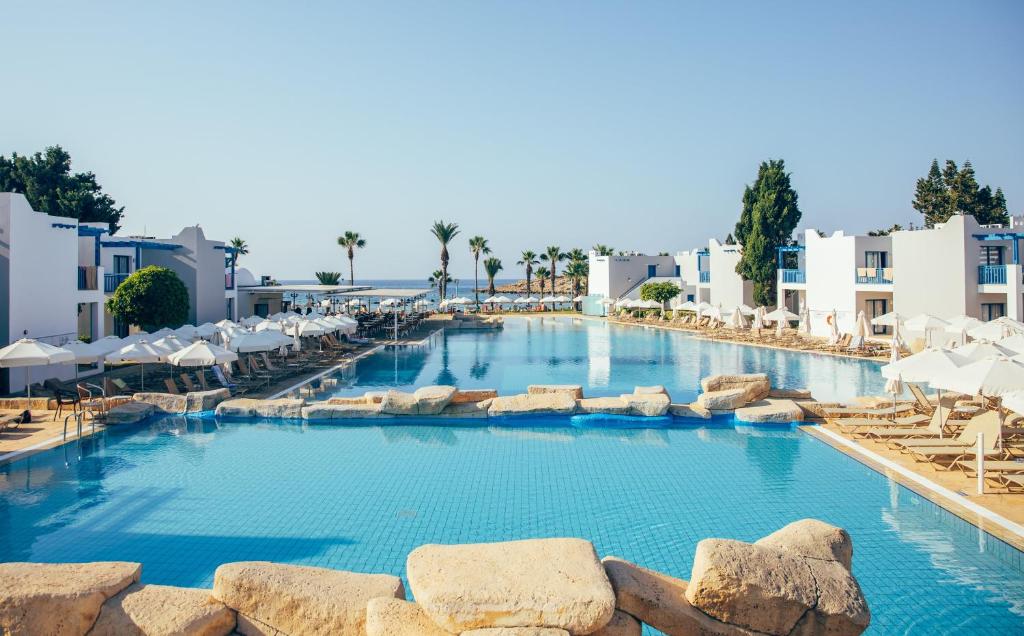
998,333,1024,354
269,312,289,321
751,307,765,330
168,341,238,367
944,315,984,334
149,327,175,339
881,347,969,382
600,297,617,306
798,306,812,335
0,339,76,398
727,308,748,329
828,309,840,344
853,310,870,340
929,356,1024,397
380,298,399,307
119,332,151,345
952,341,1015,362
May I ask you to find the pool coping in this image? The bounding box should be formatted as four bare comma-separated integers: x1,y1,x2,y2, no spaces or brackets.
803,425,1024,551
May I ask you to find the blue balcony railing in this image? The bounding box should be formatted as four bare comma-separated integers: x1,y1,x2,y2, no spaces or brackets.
978,264,1007,285
855,267,893,284
699,271,711,283
104,272,130,293
779,269,806,284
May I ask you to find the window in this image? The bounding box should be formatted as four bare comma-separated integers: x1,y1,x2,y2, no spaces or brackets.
981,246,1005,265
674,265,681,277
864,251,888,269
113,255,131,274
866,299,889,335
981,303,1006,321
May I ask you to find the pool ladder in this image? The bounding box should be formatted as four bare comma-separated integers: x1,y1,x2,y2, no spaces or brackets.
63,410,94,442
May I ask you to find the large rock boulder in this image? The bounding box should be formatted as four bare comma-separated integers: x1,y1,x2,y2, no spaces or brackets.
254,398,305,419
696,389,748,411
602,558,753,636
488,393,577,417
212,562,404,636
414,385,458,415
438,400,493,419
90,583,235,636
633,385,668,397
215,398,259,417
451,389,499,404
365,598,453,636
106,402,155,425
132,392,187,413
576,397,632,415
700,374,771,402
406,538,615,634
328,396,376,405
0,561,141,636
185,388,231,412
734,399,804,424
461,629,569,635
794,401,842,420
618,393,670,417
768,388,813,400
527,385,584,400
302,403,382,419
797,559,871,636
668,403,712,419
755,519,853,570
379,390,420,416
590,610,641,636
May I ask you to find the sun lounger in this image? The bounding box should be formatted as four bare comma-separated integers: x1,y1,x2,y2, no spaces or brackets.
164,378,181,394
1000,474,1024,492
904,411,1004,468
957,459,1024,490
179,373,198,392
892,411,1000,451
836,414,930,435
823,403,916,419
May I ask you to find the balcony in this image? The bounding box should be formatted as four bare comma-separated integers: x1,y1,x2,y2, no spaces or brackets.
77,266,98,291
104,272,130,293
225,272,235,290
779,269,805,284
699,271,711,283
855,267,893,284
978,264,1007,285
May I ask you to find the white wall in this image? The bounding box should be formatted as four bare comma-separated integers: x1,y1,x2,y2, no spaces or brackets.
891,216,973,318
587,252,676,298
707,240,753,308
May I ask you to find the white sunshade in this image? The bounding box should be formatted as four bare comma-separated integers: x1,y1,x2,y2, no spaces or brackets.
494,296,514,304
762,308,800,323
215,319,238,330
952,341,1015,362
228,331,286,353
969,318,1024,342
696,302,713,311
482,296,499,304
929,356,1024,397
853,310,870,339
997,333,1024,354
573,295,586,302
149,327,175,338
61,340,106,364
798,306,812,335
254,320,283,332
555,295,571,302
736,304,756,316
880,347,969,383
241,315,265,327
296,321,326,337
174,324,198,339
513,297,530,304
904,313,950,332
380,298,400,307
944,315,984,334
105,340,169,364
540,296,558,303
119,332,151,345
91,335,127,355
168,341,238,367
870,311,906,327
1002,390,1024,417
152,335,189,353
727,308,749,329
677,301,697,311
0,339,75,368
525,296,540,303
196,323,220,338
601,297,617,306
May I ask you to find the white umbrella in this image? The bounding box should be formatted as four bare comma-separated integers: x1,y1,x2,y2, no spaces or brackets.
601,297,617,306
174,324,199,340
638,299,662,310
380,298,400,307
929,356,1024,398
514,297,530,305
572,295,585,302
882,347,969,382
168,341,238,367
750,307,765,331
255,320,284,332
91,335,126,355
291,324,302,352
763,308,800,324
483,296,499,304
241,315,265,328
61,340,105,365
105,340,169,390
494,296,513,304
149,327,175,339
227,332,283,353
853,310,870,340
944,315,984,334
525,296,540,303
678,301,697,311
726,308,748,329
152,335,189,354
0,339,76,398
952,341,1015,362
827,309,840,344
871,311,906,327
296,321,326,337
215,319,238,329
904,313,950,332
555,295,571,303
997,333,1024,354
798,306,812,335
1002,390,1024,417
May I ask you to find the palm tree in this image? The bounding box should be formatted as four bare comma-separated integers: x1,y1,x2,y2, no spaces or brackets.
428,269,451,295
315,271,341,285
535,266,550,297
468,236,491,304
566,248,586,264
337,231,366,286
592,244,614,256
483,257,503,296
430,221,460,299
565,259,589,301
229,237,249,267
517,250,538,295
539,246,564,295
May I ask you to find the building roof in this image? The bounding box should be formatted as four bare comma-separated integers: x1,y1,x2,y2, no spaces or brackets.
334,288,432,299
239,284,371,294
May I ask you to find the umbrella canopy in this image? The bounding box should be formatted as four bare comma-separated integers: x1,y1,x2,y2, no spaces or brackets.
494,296,513,304
215,319,238,329
540,295,558,303
763,308,800,324
572,295,585,302
852,311,870,339
751,307,765,330
380,298,400,307
1002,390,1024,417
0,339,75,367
678,301,697,311
524,296,540,303
827,309,840,344
944,315,984,334
174,324,198,340
884,373,903,397
91,335,126,355
637,299,662,309
904,313,950,332
952,341,1015,362
152,335,189,353
997,333,1024,354
105,340,169,364
871,311,905,327
600,297,617,306
168,341,238,367
482,296,499,304
255,320,284,332
555,295,571,302
726,308,749,329
149,327,175,338
736,304,756,316
228,332,284,353
241,315,265,328
881,347,969,382
928,356,1024,397
513,297,530,304
295,321,326,337
798,306,812,334
61,340,106,364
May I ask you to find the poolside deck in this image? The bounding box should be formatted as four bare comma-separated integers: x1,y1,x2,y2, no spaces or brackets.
0,408,104,462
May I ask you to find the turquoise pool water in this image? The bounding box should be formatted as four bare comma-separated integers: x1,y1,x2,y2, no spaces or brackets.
1,416,1022,634
300,316,886,404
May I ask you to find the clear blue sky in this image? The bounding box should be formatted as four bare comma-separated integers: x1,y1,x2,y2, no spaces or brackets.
3,1,1021,280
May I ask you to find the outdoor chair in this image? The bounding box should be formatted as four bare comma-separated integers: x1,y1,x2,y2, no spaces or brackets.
76,383,108,420
44,378,80,421
179,373,198,392
164,378,181,394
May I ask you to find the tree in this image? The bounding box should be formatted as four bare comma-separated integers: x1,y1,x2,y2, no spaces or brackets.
534,266,550,296
468,236,491,303
640,281,681,309
565,259,589,299
913,159,1009,227
430,221,460,299
540,246,564,295
105,266,189,330
315,271,341,284
592,244,615,256
337,231,366,286
229,237,248,267
517,250,539,295
0,145,125,233
565,248,586,264
734,159,802,306
724,233,736,245
867,224,904,237
428,269,451,295
483,257,503,295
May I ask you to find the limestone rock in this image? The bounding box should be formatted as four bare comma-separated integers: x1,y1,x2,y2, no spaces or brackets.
132,392,187,413
590,610,641,636
619,393,670,417
527,384,584,400
577,397,631,415
328,396,375,405
406,538,615,634
602,557,755,636
365,598,452,636
253,398,305,419
686,539,817,635
700,374,771,402
185,388,231,413
451,389,499,404
669,403,712,419
379,390,419,415
414,385,458,415
212,561,404,636
799,559,870,636
768,388,813,400
461,629,569,635
488,393,577,417
438,400,492,418
302,402,382,419
215,398,258,417
90,583,235,636
106,401,155,425
0,561,141,636
755,519,853,570
633,385,668,397
695,389,748,411
794,401,841,420
734,399,804,424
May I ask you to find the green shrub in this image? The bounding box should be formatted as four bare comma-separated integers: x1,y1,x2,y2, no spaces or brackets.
106,265,189,330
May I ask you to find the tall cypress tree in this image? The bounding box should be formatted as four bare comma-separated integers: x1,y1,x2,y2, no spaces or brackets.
734,159,802,306
912,159,948,227
914,158,1008,227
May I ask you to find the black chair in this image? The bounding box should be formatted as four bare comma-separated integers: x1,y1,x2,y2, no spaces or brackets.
44,378,80,421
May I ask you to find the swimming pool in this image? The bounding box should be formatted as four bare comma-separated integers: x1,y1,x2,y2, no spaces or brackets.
2,416,1022,634
291,316,887,404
